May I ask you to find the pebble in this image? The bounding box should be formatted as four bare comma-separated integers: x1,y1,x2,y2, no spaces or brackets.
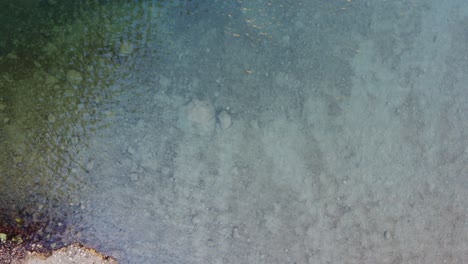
206,239,216,247
130,173,139,182
191,214,202,225
3,118,9,124
118,41,134,57
0,102,6,111
218,110,232,130
127,146,136,156
383,230,392,240
66,69,83,85
47,113,56,123
185,99,216,135
85,159,95,172
232,227,240,239
71,136,79,145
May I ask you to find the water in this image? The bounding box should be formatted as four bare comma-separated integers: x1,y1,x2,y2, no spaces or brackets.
1,0,467,263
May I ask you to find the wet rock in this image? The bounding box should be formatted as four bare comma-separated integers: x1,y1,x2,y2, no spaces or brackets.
66,69,83,85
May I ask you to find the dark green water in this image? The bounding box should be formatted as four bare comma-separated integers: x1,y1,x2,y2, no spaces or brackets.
0,0,175,251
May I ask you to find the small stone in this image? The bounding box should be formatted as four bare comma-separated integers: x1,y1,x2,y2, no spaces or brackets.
118,41,134,57
130,173,139,182
0,102,6,111
191,214,202,225
383,230,392,240
185,99,216,135
3,118,9,124
232,227,240,239
127,146,136,156
85,159,95,172
47,113,56,123
71,136,79,145
218,110,232,130
66,69,83,85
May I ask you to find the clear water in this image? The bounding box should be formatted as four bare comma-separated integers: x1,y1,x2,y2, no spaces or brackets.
1,0,467,263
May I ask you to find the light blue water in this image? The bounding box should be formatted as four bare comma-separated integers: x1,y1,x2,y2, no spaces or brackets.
1,0,467,263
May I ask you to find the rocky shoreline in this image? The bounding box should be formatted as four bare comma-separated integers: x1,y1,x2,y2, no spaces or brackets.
1,243,117,264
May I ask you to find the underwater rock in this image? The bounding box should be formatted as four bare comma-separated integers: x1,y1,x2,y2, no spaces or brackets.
130,173,139,182
218,110,232,130
85,159,95,172
185,99,216,135
47,113,56,123
118,41,134,57
66,70,83,85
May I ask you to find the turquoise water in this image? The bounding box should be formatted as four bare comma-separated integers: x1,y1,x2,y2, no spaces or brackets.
1,0,468,263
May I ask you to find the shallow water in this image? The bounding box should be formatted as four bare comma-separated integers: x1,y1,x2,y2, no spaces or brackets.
1,0,468,263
